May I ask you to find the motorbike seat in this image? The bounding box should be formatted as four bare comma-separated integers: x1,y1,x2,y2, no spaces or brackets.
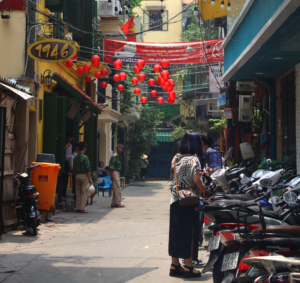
208,199,281,220
252,225,300,237
213,193,255,201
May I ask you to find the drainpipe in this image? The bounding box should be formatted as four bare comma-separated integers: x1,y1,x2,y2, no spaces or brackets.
262,79,276,160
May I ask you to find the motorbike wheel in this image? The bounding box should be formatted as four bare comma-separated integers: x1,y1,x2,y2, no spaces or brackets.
31,219,37,236
212,256,224,283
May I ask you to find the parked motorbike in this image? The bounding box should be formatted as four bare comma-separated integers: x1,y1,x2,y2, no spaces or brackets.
15,164,41,236
199,177,300,283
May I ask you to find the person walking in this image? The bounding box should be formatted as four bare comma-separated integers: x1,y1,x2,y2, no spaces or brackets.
169,132,205,278
109,144,125,208
73,142,93,213
140,155,149,181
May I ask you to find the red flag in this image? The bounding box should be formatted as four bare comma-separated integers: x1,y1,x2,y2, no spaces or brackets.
121,15,136,42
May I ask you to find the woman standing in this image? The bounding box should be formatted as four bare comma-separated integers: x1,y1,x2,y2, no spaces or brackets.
169,132,205,278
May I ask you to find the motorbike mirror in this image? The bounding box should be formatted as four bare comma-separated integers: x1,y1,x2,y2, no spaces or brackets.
283,191,297,204
269,196,281,205
266,159,272,165
223,147,233,160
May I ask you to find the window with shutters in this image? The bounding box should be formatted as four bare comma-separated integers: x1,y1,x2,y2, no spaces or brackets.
144,10,168,31
43,93,58,156
84,115,97,172
25,0,36,79
56,96,66,173
97,78,106,104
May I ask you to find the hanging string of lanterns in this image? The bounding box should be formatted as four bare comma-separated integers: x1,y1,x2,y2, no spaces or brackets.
65,53,176,104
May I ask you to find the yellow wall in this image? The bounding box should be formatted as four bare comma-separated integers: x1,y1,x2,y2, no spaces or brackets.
135,0,183,43
36,1,85,153
0,11,26,77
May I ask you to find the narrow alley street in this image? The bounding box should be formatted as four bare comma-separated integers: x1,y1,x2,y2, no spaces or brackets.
0,181,212,283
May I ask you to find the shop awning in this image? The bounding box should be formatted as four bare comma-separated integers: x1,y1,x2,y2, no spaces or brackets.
157,131,173,142
53,73,103,113
0,82,33,100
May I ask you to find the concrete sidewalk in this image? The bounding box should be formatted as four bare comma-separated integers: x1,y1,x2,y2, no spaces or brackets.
0,181,213,283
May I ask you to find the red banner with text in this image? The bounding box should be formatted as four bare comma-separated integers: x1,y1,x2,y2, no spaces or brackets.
104,39,224,65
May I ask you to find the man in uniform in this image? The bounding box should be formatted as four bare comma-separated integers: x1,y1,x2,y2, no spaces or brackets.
73,142,93,213
109,144,125,208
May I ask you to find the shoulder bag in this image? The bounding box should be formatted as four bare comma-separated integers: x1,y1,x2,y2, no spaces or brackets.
174,160,199,206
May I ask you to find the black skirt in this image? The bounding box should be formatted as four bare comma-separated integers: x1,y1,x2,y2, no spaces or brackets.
169,200,199,259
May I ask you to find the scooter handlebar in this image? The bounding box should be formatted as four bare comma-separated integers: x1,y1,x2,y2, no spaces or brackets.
229,164,238,171
255,194,267,202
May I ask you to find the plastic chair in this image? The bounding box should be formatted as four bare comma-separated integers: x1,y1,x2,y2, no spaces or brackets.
97,176,112,197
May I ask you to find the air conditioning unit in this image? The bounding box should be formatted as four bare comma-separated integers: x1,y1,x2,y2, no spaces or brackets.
238,95,253,122
98,0,120,16
236,81,256,92
207,103,222,116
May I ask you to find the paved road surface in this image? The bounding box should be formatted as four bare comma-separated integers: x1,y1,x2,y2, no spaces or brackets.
0,181,213,283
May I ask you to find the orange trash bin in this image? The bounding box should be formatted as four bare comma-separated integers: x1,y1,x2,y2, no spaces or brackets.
30,162,61,213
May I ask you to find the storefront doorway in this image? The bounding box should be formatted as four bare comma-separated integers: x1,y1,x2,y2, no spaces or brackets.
281,71,296,163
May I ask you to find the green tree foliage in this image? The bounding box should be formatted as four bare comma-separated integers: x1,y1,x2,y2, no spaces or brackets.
209,111,227,130
126,106,164,178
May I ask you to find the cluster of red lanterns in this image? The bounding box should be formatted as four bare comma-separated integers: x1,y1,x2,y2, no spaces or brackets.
65,55,175,104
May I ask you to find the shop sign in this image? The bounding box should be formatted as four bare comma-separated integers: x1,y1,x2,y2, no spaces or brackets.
217,93,226,107
38,175,49,182
28,39,77,63
209,65,225,93
224,108,232,119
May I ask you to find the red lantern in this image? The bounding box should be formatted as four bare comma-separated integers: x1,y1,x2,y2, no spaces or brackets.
134,88,141,95
153,64,162,73
169,79,175,86
160,59,170,68
141,96,148,104
101,81,108,88
161,70,169,80
133,65,141,74
165,81,171,89
138,73,146,81
118,84,124,92
131,77,139,85
168,91,176,100
71,54,77,60
148,78,155,86
150,90,157,97
114,60,123,69
66,60,73,68
157,97,164,104
119,72,127,80
83,64,91,73
77,67,84,74
94,71,101,79
85,76,92,83
92,61,100,68
168,97,175,104
91,55,100,63
162,83,167,90
113,74,120,82
101,68,109,77
136,59,145,69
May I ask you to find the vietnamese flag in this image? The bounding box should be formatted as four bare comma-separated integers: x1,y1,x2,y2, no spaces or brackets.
121,15,136,42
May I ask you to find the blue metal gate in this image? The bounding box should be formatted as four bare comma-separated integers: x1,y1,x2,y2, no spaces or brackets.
149,142,177,178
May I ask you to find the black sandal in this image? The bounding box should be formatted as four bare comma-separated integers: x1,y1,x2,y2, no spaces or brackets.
184,265,201,278
169,263,184,277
